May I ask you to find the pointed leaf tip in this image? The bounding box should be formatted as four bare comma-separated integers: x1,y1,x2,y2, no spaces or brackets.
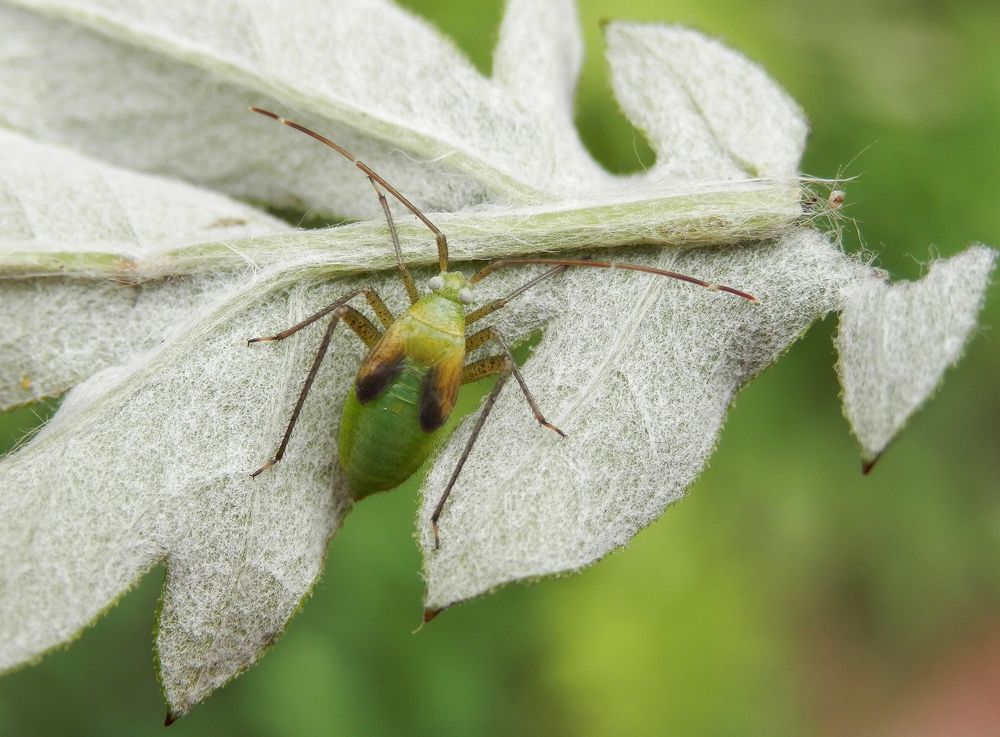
837,245,997,461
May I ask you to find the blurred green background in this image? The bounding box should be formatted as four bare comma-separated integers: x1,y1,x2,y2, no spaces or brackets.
2,0,998,735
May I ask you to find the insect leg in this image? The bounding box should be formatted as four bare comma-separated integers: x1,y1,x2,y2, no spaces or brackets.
465,265,566,326
250,107,450,272
248,288,392,343
250,304,381,478
431,333,564,549
360,288,395,331
463,329,565,437
430,364,510,550
470,257,757,302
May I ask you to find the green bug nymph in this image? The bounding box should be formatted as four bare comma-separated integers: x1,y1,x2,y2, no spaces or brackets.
247,108,757,550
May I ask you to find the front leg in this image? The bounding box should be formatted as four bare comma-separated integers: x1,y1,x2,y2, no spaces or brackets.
249,291,389,477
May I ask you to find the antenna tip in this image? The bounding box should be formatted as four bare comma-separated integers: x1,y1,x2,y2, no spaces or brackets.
249,106,278,120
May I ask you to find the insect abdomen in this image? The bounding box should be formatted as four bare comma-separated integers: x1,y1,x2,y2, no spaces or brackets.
338,362,449,499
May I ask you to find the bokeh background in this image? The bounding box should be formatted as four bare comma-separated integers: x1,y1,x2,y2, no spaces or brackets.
2,0,998,735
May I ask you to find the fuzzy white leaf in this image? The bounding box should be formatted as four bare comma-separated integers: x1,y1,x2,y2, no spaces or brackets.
604,23,808,179
0,267,358,714
421,229,866,609
0,129,287,410
0,0,590,214
493,0,583,127
0,0,993,721
0,0,804,215
836,246,997,465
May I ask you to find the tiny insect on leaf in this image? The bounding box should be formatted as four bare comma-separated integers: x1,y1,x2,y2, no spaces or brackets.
246,108,757,550
0,0,993,721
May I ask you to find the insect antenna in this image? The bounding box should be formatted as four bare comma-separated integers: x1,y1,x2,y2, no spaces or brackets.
471,258,758,302
249,107,450,273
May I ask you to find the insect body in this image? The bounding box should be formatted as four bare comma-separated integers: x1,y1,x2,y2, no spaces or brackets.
248,108,756,548
339,272,467,496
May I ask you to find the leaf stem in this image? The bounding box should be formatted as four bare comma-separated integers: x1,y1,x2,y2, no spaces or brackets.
0,181,801,281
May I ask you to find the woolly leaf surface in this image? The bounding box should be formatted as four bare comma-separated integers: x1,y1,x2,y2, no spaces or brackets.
0,0,994,719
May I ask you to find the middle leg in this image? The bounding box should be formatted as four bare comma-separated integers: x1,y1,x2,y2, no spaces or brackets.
463,328,564,436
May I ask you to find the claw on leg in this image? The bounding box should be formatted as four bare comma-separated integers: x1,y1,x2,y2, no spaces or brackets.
250,459,276,479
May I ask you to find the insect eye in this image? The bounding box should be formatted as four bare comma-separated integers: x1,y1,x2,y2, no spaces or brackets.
459,288,473,305
428,275,445,291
